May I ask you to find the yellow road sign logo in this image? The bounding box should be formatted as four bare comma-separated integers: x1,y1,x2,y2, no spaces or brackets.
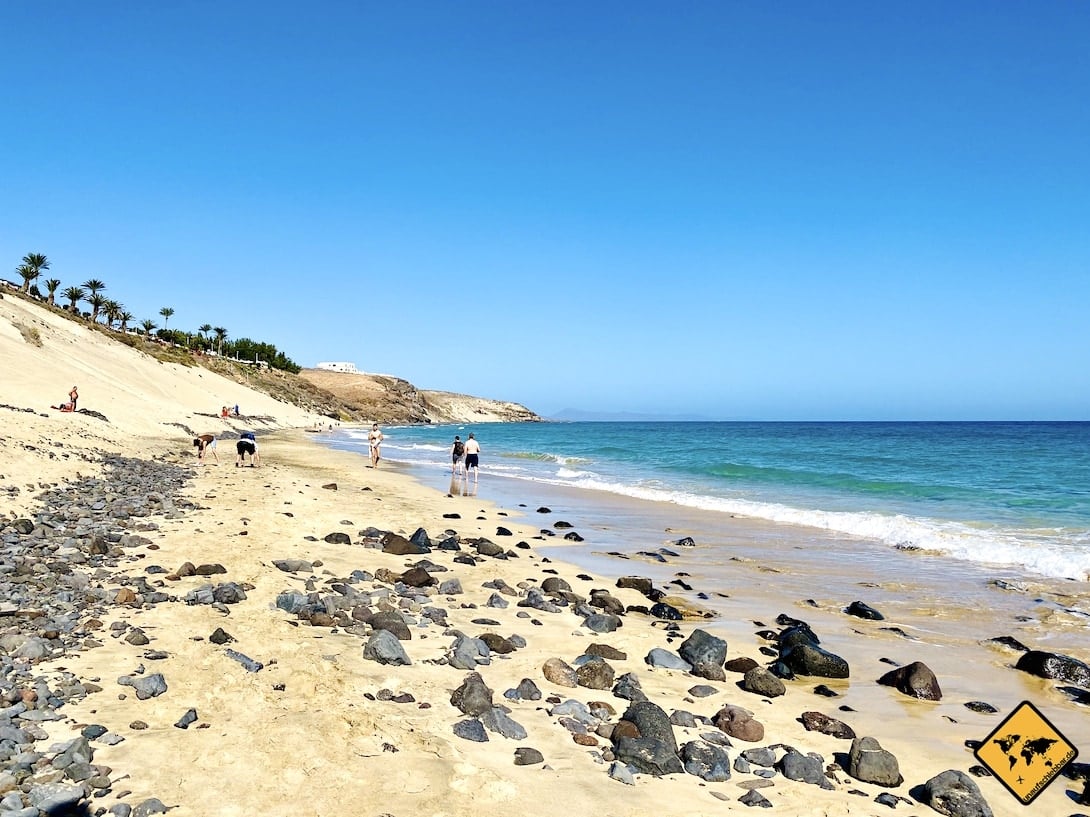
974,700,1078,805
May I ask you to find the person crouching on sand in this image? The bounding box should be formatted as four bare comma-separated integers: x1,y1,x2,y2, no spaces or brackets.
236,431,258,467
193,434,219,465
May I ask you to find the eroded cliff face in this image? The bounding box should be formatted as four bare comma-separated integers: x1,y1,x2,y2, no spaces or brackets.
297,369,540,424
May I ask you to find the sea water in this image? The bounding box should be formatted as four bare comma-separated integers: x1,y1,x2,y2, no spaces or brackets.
321,419,1090,763
325,421,1090,582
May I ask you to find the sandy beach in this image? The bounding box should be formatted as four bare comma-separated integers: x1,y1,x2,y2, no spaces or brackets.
2,293,1086,817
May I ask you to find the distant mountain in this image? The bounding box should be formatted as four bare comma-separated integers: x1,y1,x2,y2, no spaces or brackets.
550,408,713,422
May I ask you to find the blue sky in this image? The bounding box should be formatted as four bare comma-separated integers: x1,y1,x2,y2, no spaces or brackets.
3,2,1088,420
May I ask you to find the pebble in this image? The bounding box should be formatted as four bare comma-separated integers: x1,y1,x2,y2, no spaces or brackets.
0,455,189,813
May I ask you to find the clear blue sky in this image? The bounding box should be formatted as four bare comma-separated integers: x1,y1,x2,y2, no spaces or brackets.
3,2,1088,420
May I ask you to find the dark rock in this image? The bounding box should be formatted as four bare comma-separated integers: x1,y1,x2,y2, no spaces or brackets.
586,643,627,661
778,622,819,649
613,672,647,702
846,600,885,620
679,629,727,670
964,701,997,714
1015,650,1090,686
777,749,827,786
681,740,731,781
514,747,544,765
323,532,352,545
739,789,772,807
847,736,903,787
542,657,578,687
576,657,616,690
985,635,1029,652
451,672,494,716
541,576,572,594
877,661,942,700
713,705,764,742
174,708,198,729
370,611,412,641
481,707,527,740
613,736,684,776
645,648,692,671
381,532,428,555
362,629,411,665
650,602,682,621
921,769,993,817
742,667,786,698
801,711,855,739
453,719,488,742
478,633,516,654
399,566,436,588
780,643,850,678
617,576,656,598
724,656,759,674
583,613,622,634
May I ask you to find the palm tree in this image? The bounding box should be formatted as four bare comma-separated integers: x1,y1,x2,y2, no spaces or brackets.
140,319,157,336
103,300,122,328
87,293,106,323
213,326,228,355
159,307,174,328
119,311,134,333
62,286,85,312
82,279,105,297
44,279,62,306
19,253,49,293
197,323,213,351
16,264,37,293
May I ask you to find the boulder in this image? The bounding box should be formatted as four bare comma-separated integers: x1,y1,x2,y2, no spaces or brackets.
877,661,942,700
542,657,578,688
679,629,727,670
381,532,428,555
362,629,411,666
450,672,493,717
742,667,786,698
800,711,855,739
921,769,993,817
713,704,764,742
780,643,850,678
1014,650,1090,687
680,740,731,782
845,600,884,620
847,736,903,787
576,657,616,690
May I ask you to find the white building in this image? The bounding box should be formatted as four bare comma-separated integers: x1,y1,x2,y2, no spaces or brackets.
316,361,359,373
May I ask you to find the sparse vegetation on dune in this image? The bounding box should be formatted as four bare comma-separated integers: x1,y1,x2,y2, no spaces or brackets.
4,254,540,424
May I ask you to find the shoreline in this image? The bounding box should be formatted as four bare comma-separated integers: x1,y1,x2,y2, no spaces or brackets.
2,420,1087,815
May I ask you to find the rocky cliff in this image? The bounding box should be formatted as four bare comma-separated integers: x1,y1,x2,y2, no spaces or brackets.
297,369,540,424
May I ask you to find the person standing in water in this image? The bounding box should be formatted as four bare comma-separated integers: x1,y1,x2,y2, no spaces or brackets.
451,435,465,475
463,432,480,485
369,423,384,467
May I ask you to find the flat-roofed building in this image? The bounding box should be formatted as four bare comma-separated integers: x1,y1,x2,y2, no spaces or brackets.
316,362,359,373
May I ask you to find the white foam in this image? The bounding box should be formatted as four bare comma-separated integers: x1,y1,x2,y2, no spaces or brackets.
514,473,1090,581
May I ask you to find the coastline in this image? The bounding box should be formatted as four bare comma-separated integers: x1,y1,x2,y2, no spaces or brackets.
0,420,1084,814
1,286,1086,814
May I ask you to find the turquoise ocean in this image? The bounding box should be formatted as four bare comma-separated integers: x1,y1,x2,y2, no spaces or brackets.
323,421,1090,583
